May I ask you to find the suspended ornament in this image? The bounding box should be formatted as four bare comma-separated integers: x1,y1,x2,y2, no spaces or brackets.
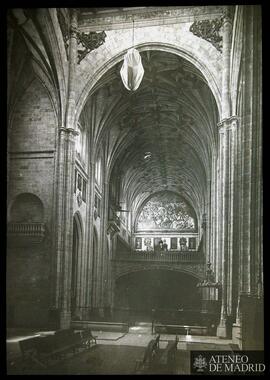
120,20,144,91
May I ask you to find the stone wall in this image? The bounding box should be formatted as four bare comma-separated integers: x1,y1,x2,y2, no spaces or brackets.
7,74,57,327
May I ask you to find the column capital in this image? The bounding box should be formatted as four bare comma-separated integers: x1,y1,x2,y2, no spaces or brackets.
221,6,234,25
218,116,239,131
59,127,79,136
69,8,79,38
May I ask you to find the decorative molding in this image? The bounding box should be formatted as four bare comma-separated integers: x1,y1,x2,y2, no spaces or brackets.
217,116,239,131
8,150,55,159
78,6,225,32
197,262,221,288
7,222,46,245
189,18,223,52
76,31,107,64
56,9,106,64
107,221,120,239
113,261,205,281
59,127,80,136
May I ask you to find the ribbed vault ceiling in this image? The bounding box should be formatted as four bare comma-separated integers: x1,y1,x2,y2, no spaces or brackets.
83,50,219,215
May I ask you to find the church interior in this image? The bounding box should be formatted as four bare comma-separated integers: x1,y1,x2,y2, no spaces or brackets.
6,5,263,375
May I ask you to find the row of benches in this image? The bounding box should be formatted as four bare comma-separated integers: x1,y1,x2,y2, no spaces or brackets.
19,328,97,368
135,335,179,373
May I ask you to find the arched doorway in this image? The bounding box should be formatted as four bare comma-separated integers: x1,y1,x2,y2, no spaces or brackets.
114,270,201,323
71,213,83,318
92,228,99,309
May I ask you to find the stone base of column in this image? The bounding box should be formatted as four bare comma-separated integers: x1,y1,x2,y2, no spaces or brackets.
216,318,228,338
232,322,242,349
60,310,72,329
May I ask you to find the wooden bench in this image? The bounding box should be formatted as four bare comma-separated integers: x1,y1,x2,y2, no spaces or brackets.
135,334,160,372
19,328,92,368
160,335,179,368
19,336,47,368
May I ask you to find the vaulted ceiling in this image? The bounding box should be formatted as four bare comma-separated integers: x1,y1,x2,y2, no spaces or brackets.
82,50,219,216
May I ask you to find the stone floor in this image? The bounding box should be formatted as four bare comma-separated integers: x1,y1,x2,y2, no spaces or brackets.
6,323,235,375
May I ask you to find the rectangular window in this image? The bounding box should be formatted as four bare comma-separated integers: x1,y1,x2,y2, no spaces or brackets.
171,237,177,250
135,237,142,250
189,237,196,250
97,198,101,217
154,238,161,248
82,179,87,201
74,169,77,193
95,194,101,217
77,173,82,191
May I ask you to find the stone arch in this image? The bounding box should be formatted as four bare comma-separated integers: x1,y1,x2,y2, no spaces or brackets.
8,192,44,223
134,190,199,233
115,265,204,282
71,211,84,317
114,267,202,316
92,226,99,305
75,39,222,126
73,210,84,240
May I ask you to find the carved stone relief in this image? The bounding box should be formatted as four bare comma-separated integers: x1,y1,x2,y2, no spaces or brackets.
189,18,223,52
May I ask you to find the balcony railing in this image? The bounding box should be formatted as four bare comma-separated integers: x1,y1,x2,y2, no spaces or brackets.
115,250,204,263
7,222,46,244
7,222,45,235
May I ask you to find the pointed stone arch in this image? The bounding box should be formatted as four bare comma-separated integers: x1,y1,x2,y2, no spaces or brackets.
75,40,222,127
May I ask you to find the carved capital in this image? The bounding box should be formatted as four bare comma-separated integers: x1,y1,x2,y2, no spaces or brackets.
59,127,79,135
218,116,239,131
221,6,234,25
190,18,223,52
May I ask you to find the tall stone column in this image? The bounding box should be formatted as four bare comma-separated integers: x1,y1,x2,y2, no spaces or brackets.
53,9,79,328
216,117,238,338
96,178,110,318
232,5,262,348
80,160,95,320
216,7,234,338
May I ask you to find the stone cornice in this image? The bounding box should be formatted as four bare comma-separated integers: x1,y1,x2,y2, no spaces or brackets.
78,6,225,32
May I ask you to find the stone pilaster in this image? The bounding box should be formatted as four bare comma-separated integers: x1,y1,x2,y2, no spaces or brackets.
59,128,79,328
216,116,239,338
79,160,94,321
100,181,110,314
232,5,262,348
53,8,79,328
95,172,110,317
84,161,97,317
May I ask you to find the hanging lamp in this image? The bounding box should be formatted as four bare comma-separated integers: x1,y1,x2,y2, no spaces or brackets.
120,19,144,91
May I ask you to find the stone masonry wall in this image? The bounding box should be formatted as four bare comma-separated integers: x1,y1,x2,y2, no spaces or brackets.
7,76,57,327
